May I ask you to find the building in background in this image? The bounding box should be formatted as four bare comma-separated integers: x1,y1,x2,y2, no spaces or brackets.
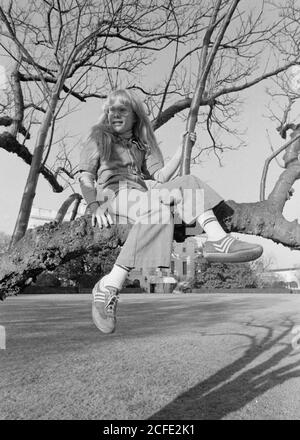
28,207,61,229
28,205,86,229
126,236,204,292
262,267,300,289
171,236,203,280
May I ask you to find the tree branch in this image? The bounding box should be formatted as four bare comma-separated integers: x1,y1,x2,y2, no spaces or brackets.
2,195,300,299
260,133,300,201
0,6,50,96
210,61,300,102
152,97,192,130
0,131,63,192
0,115,30,139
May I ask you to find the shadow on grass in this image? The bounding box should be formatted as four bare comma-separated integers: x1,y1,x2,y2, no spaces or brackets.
120,295,274,338
148,319,300,420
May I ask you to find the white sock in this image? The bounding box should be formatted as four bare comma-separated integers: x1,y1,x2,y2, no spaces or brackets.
102,264,130,290
197,210,227,241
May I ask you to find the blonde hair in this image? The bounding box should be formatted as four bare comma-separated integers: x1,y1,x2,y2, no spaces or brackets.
87,89,164,163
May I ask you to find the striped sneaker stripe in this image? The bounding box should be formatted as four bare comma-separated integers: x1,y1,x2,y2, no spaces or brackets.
213,236,233,248
213,236,235,253
214,236,234,253
223,237,235,253
93,282,107,302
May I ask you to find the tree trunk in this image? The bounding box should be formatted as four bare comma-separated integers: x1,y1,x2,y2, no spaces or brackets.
10,90,60,247
180,0,240,175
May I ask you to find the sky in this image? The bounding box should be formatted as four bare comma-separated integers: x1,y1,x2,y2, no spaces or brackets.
1,3,300,270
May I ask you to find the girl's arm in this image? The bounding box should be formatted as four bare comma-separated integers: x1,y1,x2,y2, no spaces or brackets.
79,171,113,228
152,132,196,183
79,136,113,228
152,144,182,183
79,171,97,206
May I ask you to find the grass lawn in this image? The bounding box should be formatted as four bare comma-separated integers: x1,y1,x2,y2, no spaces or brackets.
1,292,300,420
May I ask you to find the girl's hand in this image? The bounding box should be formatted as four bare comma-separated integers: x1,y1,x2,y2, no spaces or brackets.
91,204,114,229
182,131,197,144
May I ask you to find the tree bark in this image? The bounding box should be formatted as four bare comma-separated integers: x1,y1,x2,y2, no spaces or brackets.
216,200,300,247
0,216,131,299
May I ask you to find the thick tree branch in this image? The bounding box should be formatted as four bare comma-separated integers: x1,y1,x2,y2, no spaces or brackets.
152,98,192,130
0,115,30,138
0,131,63,192
10,57,24,137
219,199,300,250
2,197,300,299
0,217,130,299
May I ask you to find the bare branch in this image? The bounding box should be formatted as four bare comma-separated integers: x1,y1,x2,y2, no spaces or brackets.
260,133,300,201
0,6,50,96
0,131,63,192
209,61,300,102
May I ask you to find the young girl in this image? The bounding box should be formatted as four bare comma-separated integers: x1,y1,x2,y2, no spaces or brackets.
79,89,263,334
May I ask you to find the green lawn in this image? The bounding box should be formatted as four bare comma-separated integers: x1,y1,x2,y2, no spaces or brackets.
1,293,300,420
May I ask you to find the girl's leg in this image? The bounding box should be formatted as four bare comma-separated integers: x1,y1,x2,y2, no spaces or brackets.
92,263,130,334
100,264,131,290
92,188,173,334
92,176,263,333
101,188,161,286
114,190,174,269
197,209,227,240
156,175,263,263
197,210,263,263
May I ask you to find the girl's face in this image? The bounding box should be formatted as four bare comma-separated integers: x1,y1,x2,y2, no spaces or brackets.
107,97,135,134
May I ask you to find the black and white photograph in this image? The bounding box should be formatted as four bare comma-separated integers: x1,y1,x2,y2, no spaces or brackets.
0,0,300,427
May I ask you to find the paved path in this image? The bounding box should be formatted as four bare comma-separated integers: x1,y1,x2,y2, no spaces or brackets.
1,293,300,419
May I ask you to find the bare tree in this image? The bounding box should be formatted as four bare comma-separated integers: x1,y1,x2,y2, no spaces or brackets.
1,1,299,243
0,0,208,245
2,0,300,297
